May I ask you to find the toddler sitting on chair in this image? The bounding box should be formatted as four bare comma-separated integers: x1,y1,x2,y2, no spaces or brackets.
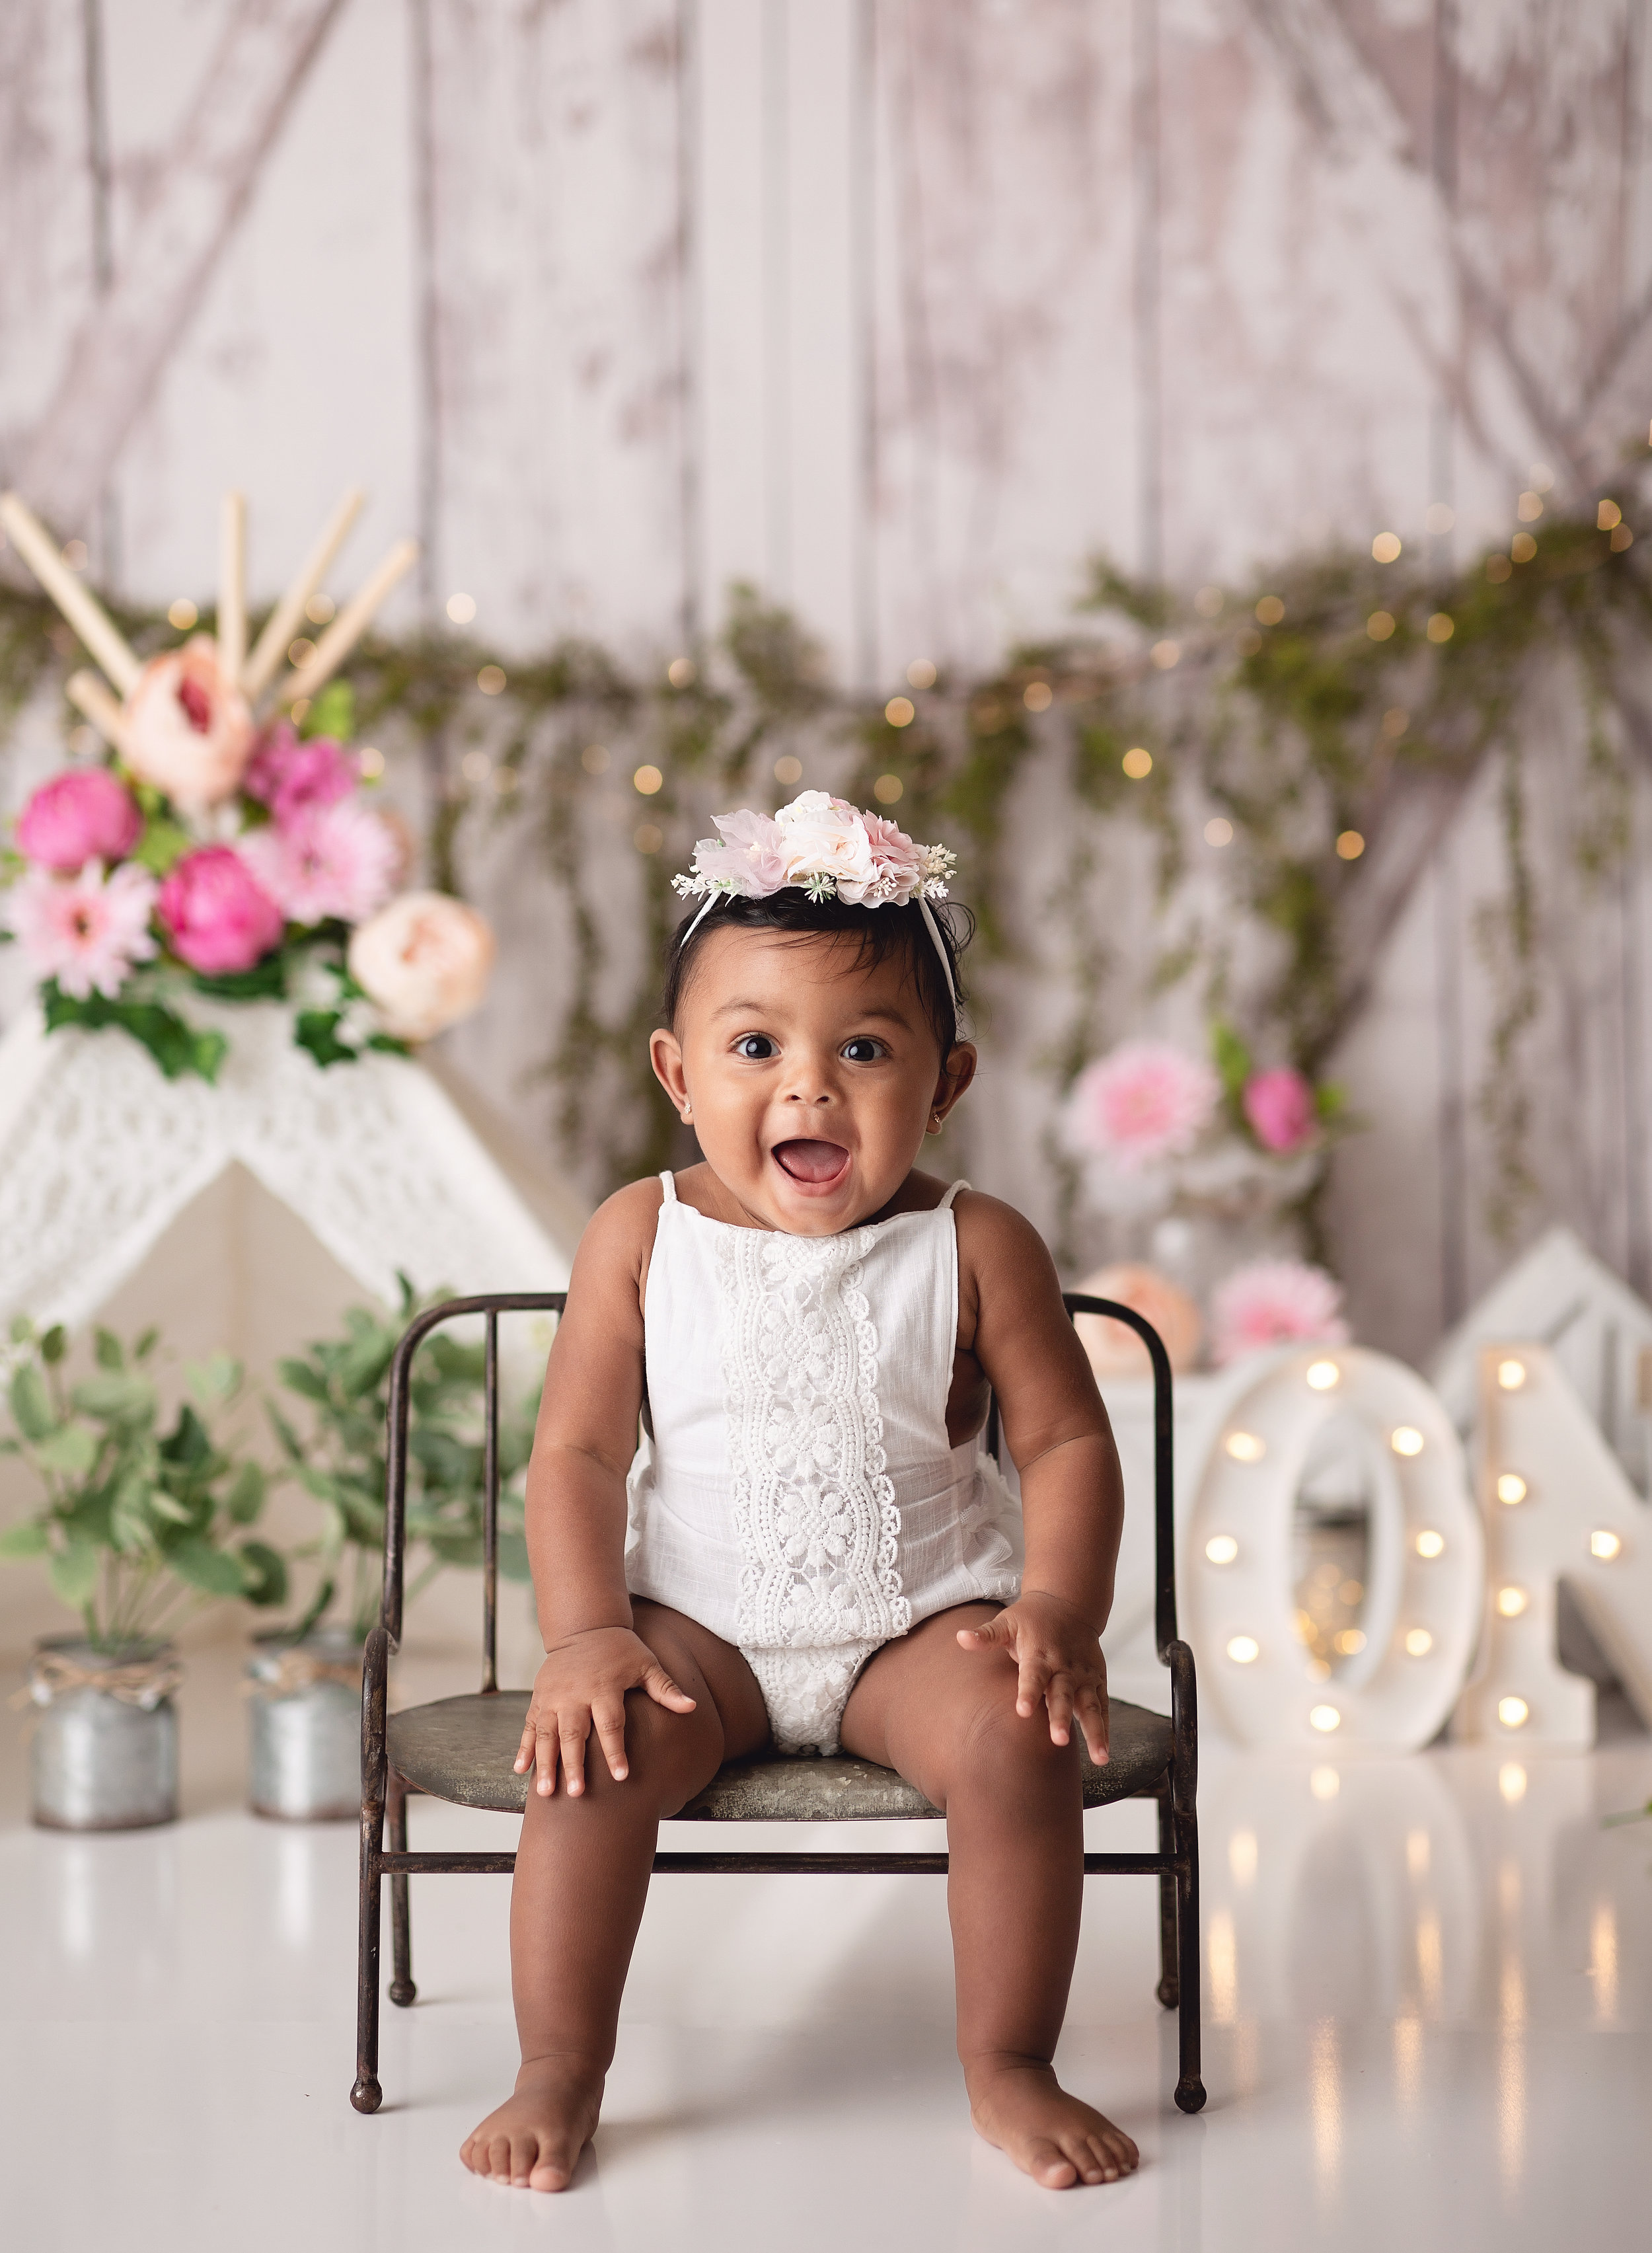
461,793,1137,2193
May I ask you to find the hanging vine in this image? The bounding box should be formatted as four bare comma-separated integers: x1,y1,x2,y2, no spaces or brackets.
2,495,1647,1241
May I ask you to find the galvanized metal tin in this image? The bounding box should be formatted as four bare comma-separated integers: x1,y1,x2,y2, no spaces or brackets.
28,1638,180,1831
246,1632,363,1821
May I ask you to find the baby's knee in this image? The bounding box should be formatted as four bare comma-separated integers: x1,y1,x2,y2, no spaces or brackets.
619,1689,723,1815
946,1693,1079,1808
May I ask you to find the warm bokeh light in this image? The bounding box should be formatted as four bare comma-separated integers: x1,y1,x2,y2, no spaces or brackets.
1122,747,1153,779
1415,1529,1445,1559
1224,1430,1265,1463
1205,1535,1239,1564
1496,1473,1527,1505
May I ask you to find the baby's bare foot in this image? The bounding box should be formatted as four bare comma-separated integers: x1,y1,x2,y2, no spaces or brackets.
460,2053,605,2192
965,2055,1141,2189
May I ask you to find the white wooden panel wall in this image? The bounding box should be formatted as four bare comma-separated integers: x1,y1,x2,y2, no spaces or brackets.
4,0,1652,1367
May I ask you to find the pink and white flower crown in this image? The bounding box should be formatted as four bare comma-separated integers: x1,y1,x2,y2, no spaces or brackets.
672,790,961,1009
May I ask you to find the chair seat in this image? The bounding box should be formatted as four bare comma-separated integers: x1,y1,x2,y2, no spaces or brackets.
387,1690,1173,1820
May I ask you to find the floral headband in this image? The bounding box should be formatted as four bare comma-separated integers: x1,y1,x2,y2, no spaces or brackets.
672,790,961,1011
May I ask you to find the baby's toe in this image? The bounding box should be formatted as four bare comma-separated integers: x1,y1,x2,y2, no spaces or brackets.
1029,2137,1080,2188
528,2152,574,2192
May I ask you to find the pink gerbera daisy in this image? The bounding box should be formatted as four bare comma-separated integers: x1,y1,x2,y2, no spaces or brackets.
239,799,399,926
5,860,158,1000
1211,1260,1349,1367
1065,1040,1220,1174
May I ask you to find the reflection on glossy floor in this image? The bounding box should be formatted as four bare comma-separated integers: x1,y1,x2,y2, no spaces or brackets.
3,1648,1649,2253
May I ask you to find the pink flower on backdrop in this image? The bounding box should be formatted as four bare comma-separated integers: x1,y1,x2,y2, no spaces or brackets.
157,845,284,975
122,636,254,808
15,767,141,872
5,860,157,1000
1066,1041,1220,1173
243,724,358,829
1210,1260,1349,1367
1242,1067,1318,1155
348,891,496,1041
238,799,398,926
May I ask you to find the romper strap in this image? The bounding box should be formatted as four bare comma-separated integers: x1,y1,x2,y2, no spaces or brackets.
658,1169,678,1203
939,1178,971,1209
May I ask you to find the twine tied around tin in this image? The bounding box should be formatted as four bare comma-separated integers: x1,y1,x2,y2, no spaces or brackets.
13,1648,185,1712
243,1647,363,1700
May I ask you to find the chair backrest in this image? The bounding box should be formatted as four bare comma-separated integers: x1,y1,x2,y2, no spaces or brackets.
382,1289,1176,1681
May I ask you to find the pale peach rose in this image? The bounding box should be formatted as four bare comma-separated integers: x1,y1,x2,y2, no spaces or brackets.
1072,1262,1203,1379
122,635,254,808
347,891,496,1042
774,790,878,901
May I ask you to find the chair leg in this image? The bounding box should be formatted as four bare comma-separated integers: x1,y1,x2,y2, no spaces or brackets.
351,1629,389,2114
387,1768,417,2007
1167,1638,1206,2114
1155,1781,1179,2008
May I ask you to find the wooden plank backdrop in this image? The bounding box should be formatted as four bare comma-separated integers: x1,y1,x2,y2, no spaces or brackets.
3,0,1652,1371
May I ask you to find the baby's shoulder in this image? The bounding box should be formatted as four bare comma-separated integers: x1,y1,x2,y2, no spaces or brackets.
570,1176,667,1294
949,1186,1049,1266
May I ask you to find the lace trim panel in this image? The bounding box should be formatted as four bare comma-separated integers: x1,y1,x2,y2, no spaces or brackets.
718,1226,909,1662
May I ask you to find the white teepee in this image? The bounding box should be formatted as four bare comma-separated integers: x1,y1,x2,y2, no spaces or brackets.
0,1004,580,1334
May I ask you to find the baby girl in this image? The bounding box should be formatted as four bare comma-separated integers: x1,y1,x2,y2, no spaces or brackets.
461,792,1137,2194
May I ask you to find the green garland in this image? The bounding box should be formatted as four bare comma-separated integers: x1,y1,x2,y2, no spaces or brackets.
2,500,1644,1242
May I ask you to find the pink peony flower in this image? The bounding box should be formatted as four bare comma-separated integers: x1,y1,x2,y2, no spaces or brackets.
348,891,496,1041
122,634,254,808
5,860,157,999
243,724,358,829
238,799,398,926
157,845,285,975
15,767,141,872
860,810,931,902
1243,1067,1318,1155
1066,1041,1220,1174
1211,1260,1349,1367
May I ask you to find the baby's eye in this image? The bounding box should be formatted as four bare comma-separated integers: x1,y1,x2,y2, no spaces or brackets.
734,1034,777,1060
841,1037,885,1063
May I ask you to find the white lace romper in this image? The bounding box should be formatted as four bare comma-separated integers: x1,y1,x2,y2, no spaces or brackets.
624,1171,1024,1755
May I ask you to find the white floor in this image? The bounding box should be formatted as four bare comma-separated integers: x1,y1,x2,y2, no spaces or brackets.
3,1648,1649,2253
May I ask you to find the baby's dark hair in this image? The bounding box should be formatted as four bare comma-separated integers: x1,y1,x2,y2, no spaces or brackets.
662,890,973,1055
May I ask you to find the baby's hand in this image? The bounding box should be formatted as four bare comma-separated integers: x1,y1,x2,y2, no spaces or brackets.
513,1626,696,1799
957,1592,1110,1765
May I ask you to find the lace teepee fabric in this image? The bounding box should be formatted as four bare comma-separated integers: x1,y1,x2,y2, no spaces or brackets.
0,1005,574,1330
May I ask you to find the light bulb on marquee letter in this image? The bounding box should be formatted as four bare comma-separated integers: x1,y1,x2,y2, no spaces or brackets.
1454,1343,1652,1745
1185,1346,1482,1749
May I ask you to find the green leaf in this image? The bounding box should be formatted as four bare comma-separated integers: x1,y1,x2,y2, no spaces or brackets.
159,1402,213,1467
186,1351,243,1406
278,1360,330,1404
130,818,191,874
8,1362,56,1443
32,1424,98,1476
265,1400,307,1463
48,1542,100,1608
225,1463,266,1525
40,981,229,1084
293,1011,357,1069
1315,1079,1349,1122
71,1371,156,1425
237,1539,287,1608
40,1326,67,1366
94,1327,125,1371
133,1326,160,1362
147,1488,196,1525
165,1539,248,1597
301,680,356,742
0,1519,50,1558
1210,1018,1252,1109
191,953,288,1003
337,1328,396,1401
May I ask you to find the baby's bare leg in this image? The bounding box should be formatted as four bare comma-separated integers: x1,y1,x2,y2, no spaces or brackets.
461,1603,769,2190
841,1603,1139,2190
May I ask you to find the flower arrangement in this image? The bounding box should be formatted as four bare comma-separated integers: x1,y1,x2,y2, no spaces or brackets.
0,489,495,1083
673,790,956,907
1061,1021,1346,1221
0,1318,286,1647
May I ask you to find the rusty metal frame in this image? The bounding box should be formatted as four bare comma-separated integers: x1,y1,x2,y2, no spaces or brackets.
351,1291,1204,2118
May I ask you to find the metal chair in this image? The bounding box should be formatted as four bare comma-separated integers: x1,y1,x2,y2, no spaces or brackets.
350,1291,1203,2117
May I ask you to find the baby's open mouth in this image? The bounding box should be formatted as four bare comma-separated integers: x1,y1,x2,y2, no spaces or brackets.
772,1139,851,1187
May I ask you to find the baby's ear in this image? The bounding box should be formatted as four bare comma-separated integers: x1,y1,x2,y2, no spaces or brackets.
650,1028,690,1115
938,1041,978,1112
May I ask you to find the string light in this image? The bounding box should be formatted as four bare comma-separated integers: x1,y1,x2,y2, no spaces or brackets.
1194,586,1224,616
477,665,507,695
884,696,915,727
1611,523,1634,551
287,637,316,668
906,658,936,689
1336,831,1365,860
632,764,663,796
1598,500,1623,531
60,539,87,570
1426,613,1455,643
774,754,804,784
167,598,198,630
1367,610,1396,641
1382,706,1409,738
305,592,336,626
1424,502,1455,535
1023,679,1053,710
1255,595,1285,625
634,823,663,855
1517,492,1544,521
460,749,491,784
1486,554,1513,582
667,656,696,688
1121,747,1152,779
1372,533,1402,562
446,592,476,625
1511,531,1537,562
358,745,385,779
872,773,903,803
1205,817,1234,847
1496,1473,1528,1505
581,744,609,775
